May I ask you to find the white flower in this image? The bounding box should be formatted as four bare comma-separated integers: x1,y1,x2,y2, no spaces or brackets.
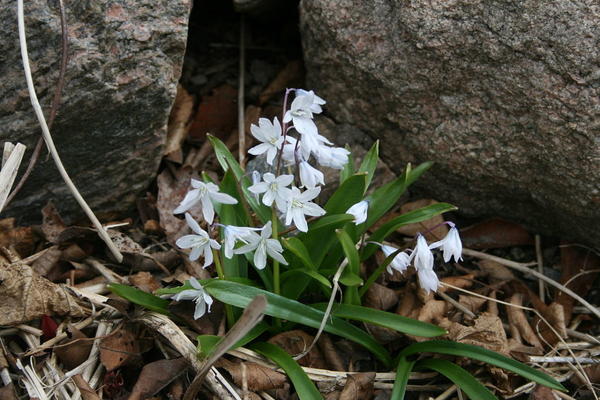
248,117,284,165
316,145,350,170
171,277,213,320
299,161,325,188
234,221,287,270
381,245,411,274
175,213,221,267
429,226,463,263
296,89,326,113
221,225,261,259
251,171,261,201
284,186,326,232
283,92,318,136
248,172,293,211
409,234,438,293
173,179,238,224
345,200,369,225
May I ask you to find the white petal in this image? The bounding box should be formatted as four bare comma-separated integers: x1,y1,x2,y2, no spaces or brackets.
202,246,214,268
293,117,318,136
283,110,293,123
193,300,207,320
248,181,269,194
418,268,440,294
267,243,288,265
254,242,267,270
189,277,202,290
209,239,221,250
261,221,272,238
262,190,275,207
174,289,199,302
201,197,215,224
266,147,278,165
189,246,202,262
302,202,326,217
173,189,200,214
185,213,204,235
276,174,294,187
210,191,238,205
176,235,200,249
293,209,308,232
190,179,204,189
248,143,271,156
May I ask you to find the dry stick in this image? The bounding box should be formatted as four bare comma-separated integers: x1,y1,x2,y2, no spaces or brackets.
535,235,546,302
17,0,123,263
183,295,267,400
7,0,68,207
237,14,246,167
462,248,600,320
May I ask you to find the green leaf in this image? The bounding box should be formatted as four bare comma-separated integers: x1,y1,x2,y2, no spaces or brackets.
197,322,269,358
202,280,392,366
414,359,497,400
250,342,323,400
336,228,361,305
281,269,332,289
363,162,433,230
338,270,363,287
362,202,457,261
390,357,415,400
108,283,169,314
357,140,379,190
207,135,270,222
282,237,316,270
339,146,355,184
324,173,367,214
399,340,567,391
311,304,445,337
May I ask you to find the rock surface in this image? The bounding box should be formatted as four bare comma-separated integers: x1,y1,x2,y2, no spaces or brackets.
0,0,190,222
300,0,600,246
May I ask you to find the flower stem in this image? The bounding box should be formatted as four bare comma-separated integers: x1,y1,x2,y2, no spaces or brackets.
275,88,293,176
213,249,235,328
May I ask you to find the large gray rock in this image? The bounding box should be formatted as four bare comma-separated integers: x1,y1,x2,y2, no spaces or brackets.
300,0,600,247
0,0,190,222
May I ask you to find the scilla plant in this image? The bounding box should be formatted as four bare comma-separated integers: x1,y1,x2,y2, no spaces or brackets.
110,89,565,399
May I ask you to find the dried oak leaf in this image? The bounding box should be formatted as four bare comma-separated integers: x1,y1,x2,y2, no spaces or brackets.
0,262,86,325
339,372,375,400
41,202,67,244
268,330,327,369
364,283,398,311
129,357,189,400
55,325,93,369
216,358,287,392
317,334,346,371
0,218,36,257
506,294,543,349
100,324,141,371
31,245,62,277
446,312,509,354
129,271,161,293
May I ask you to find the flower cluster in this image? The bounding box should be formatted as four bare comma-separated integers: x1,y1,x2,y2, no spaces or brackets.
168,88,462,318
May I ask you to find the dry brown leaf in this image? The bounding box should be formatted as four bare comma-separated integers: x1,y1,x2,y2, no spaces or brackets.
458,295,487,314
0,262,86,325
477,259,515,282
557,244,600,324
339,372,375,400
129,358,189,400
31,245,62,277
268,330,327,369
364,283,398,311
365,323,402,344
72,374,100,400
418,299,447,325
55,325,93,369
317,334,346,371
395,284,420,319
259,60,304,105
41,202,67,244
0,384,17,400
439,273,475,293
0,219,36,257
100,325,140,371
572,364,600,386
460,218,533,249
506,294,543,348
61,243,88,261
129,271,161,293
216,358,287,392
395,199,449,241
189,84,238,142
535,302,567,346
446,312,509,354
165,85,195,163
110,230,168,272
530,384,556,400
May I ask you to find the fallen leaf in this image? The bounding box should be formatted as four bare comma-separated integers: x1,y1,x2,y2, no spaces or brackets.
395,199,449,241
41,202,67,244
506,294,543,348
417,300,447,325
268,330,327,369
189,84,238,143
31,245,62,277
0,384,17,400
364,283,398,311
457,295,487,314
40,315,58,340
446,312,509,354
165,85,195,163
72,374,100,400
216,358,287,392
110,230,169,273
339,372,375,400
129,271,161,293
572,364,600,386
129,358,189,400
530,384,556,400
0,262,86,325
317,334,346,371
55,325,93,369
478,259,515,282
365,323,402,344
535,302,567,346
100,324,140,371
0,218,36,257
395,284,420,319
439,274,475,293
460,218,533,249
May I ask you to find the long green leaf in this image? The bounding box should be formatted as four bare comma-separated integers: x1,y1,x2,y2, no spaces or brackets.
202,280,392,366
324,173,367,214
311,304,445,337
336,229,361,305
390,357,415,400
281,269,332,289
414,359,497,400
399,340,566,391
250,342,323,400
363,162,433,230
108,283,169,314
362,202,457,260
339,145,355,184
196,322,269,358
282,237,317,270
357,140,379,191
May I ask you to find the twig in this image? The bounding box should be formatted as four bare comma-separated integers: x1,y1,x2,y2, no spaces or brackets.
463,248,600,320
535,235,545,302
17,0,123,262
530,356,600,364
237,14,246,167
7,0,69,207
438,291,476,319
